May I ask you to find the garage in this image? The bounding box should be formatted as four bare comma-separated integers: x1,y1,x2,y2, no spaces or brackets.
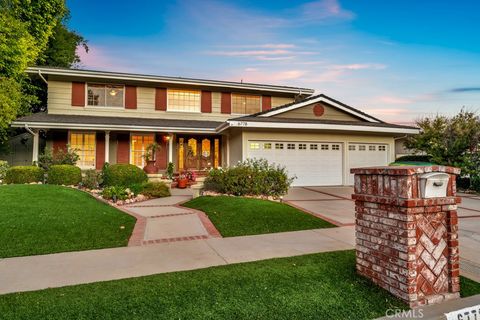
347,143,389,184
246,140,343,186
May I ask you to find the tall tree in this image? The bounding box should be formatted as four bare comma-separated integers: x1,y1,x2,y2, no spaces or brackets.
0,0,66,141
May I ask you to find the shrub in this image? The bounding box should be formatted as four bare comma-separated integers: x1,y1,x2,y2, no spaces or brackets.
127,183,145,195
0,160,9,181
4,166,44,184
141,181,171,198
81,169,102,189
102,164,148,187
395,155,433,163
204,158,294,197
47,165,82,185
167,162,175,180
38,146,80,170
102,186,129,201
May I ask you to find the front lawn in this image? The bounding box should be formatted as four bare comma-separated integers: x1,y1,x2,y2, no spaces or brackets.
183,196,335,237
0,184,136,258
0,250,407,320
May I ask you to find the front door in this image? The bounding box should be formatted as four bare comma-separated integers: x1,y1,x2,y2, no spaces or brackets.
178,136,221,171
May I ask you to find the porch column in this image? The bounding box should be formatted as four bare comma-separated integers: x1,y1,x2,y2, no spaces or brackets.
32,129,39,164
168,133,173,163
104,131,110,164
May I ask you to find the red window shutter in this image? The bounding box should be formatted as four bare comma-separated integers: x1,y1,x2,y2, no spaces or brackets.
53,131,68,154
116,134,130,164
155,135,168,170
155,88,167,111
201,91,212,113
125,86,137,109
71,82,85,107
95,132,105,169
262,95,272,111
221,92,231,114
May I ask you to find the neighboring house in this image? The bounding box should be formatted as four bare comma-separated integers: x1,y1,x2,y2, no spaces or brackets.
12,67,418,186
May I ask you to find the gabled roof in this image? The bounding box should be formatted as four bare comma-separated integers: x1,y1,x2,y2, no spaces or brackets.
27,67,315,96
245,93,383,123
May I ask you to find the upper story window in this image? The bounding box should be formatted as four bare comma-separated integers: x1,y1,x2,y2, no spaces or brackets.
232,94,261,114
167,89,201,112
87,84,124,107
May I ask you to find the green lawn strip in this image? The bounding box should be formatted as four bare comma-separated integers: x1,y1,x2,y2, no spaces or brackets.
460,276,480,298
183,196,336,237
0,250,410,320
0,184,136,258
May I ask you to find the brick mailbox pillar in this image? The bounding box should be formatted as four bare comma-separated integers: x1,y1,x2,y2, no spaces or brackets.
351,166,461,307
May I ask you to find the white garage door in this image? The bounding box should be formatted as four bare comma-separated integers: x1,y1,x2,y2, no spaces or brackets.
246,141,343,186
348,143,389,185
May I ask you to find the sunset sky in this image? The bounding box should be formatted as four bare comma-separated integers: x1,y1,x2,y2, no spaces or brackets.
67,0,479,123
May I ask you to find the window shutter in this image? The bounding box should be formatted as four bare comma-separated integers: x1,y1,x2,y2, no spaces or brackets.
262,95,272,111
95,132,105,169
71,82,85,107
125,86,137,109
155,88,167,111
221,92,231,114
116,133,130,164
201,91,212,113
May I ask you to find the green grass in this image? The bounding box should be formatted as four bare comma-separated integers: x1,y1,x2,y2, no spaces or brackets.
183,196,336,237
460,276,480,298
0,184,136,258
0,250,410,320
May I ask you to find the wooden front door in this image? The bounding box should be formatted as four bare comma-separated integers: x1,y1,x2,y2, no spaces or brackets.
178,136,221,171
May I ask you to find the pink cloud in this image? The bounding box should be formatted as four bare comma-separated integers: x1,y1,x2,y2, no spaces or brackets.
375,96,413,105
362,108,410,116
234,69,307,83
330,63,387,70
208,49,291,56
299,0,355,23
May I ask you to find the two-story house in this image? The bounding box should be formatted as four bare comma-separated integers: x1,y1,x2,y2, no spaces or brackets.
12,67,418,186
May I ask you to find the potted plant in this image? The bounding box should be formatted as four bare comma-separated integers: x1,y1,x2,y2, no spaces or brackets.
143,142,160,174
177,173,188,189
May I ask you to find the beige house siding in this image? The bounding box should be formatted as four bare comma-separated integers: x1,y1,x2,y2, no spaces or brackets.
238,130,395,185
271,96,294,108
227,129,243,167
273,102,362,122
47,81,295,121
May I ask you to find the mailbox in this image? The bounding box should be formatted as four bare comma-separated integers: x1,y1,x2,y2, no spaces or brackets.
419,172,450,198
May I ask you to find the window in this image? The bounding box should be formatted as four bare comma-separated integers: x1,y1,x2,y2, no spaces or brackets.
299,144,307,150
310,144,318,150
321,144,329,150
70,132,95,169
287,143,295,150
232,94,261,114
264,143,272,150
359,145,366,151
178,138,185,171
130,134,155,168
250,142,260,150
87,84,124,107
369,145,376,151
275,143,284,150
379,145,386,151
349,145,356,151
214,139,220,168
332,144,340,150
167,89,201,112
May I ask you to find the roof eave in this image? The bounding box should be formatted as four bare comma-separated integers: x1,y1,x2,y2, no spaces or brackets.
27,67,315,95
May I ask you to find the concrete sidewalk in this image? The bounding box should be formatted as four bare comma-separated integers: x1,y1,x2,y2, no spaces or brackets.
0,226,354,295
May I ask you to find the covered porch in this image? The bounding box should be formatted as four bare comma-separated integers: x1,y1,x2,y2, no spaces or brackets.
12,113,228,173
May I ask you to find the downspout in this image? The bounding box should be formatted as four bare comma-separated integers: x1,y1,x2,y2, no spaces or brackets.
24,124,35,135
38,70,48,85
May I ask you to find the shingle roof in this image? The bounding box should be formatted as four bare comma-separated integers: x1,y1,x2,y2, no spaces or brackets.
14,113,223,130
242,93,384,123
227,116,418,130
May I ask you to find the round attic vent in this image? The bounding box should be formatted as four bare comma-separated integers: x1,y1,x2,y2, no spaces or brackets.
313,103,325,117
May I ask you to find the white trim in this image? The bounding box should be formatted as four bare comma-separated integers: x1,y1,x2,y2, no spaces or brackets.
12,121,217,133
129,132,155,168
27,67,314,95
224,120,420,134
104,131,110,164
166,88,201,113
258,95,380,123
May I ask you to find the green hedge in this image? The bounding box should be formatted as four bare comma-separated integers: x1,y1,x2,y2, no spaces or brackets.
141,182,171,198
204,159,294,197
395,155,432,162
4,166,44,184
102,164,148,187
47,165,82,185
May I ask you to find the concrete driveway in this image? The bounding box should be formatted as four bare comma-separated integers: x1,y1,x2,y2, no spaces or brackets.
286,186,480,281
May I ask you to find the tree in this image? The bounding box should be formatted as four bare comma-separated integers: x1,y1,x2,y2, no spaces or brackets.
405,110,480,188
0,0,66,141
